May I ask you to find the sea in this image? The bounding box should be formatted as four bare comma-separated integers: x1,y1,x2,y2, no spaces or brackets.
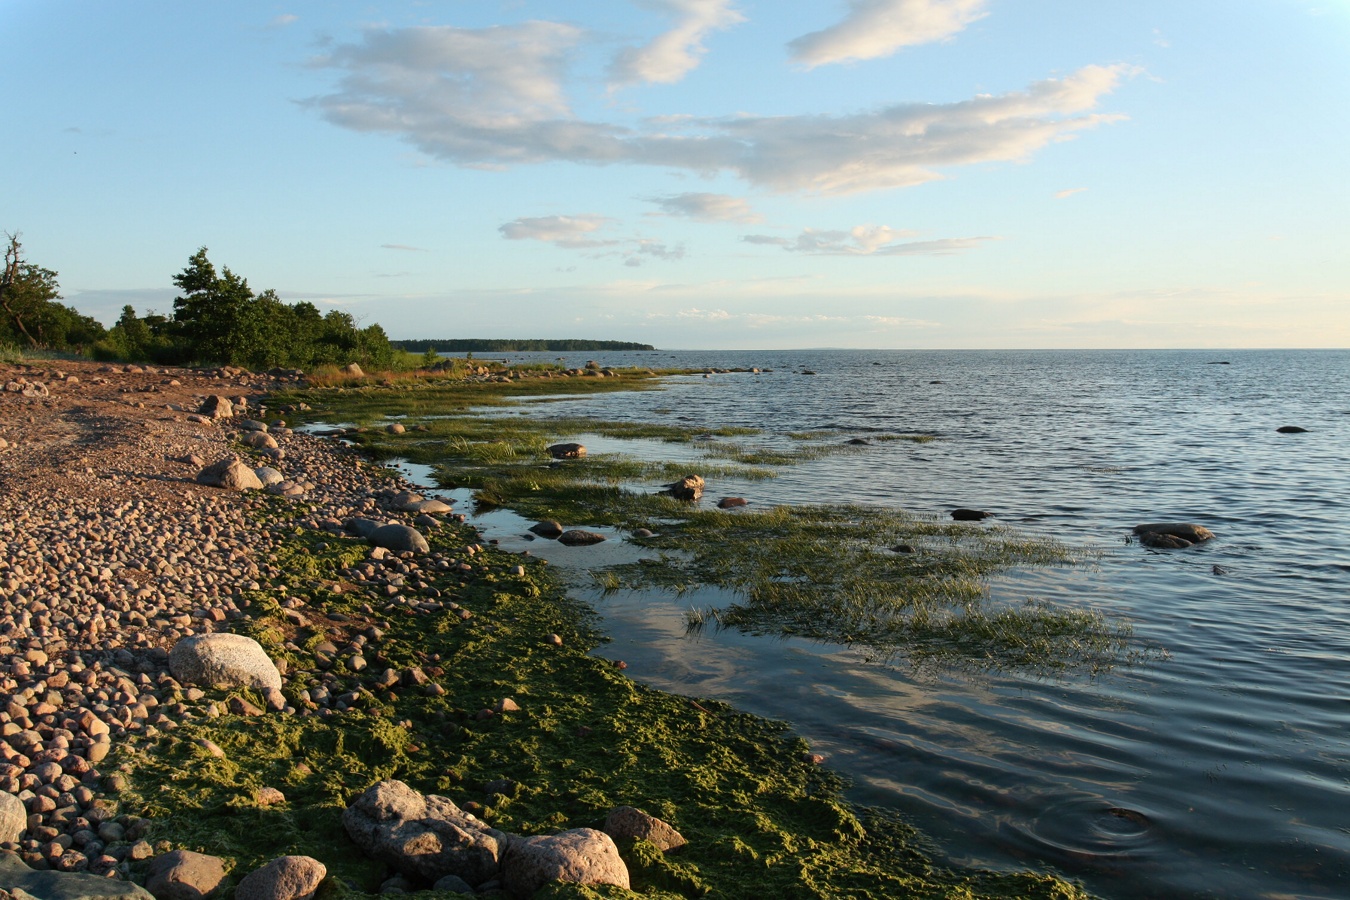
392,348,1350,900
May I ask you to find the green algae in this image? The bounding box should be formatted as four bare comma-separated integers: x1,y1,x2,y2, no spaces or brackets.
114,512,1094,899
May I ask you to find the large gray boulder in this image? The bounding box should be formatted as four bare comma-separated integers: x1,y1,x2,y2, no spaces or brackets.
169,634,283,694
500,829,629,898
198,396,233,419
146,850,227,900
343,781,508,888
233,856,325,900
369,524,430,555
0,793,25,844
0,851,155,900
196,457,263,491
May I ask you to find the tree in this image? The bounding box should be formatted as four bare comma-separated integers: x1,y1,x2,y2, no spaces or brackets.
0,232,105,350
171,248,256,364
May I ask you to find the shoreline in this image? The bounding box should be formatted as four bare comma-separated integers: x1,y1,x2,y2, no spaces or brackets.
0,357,1092,898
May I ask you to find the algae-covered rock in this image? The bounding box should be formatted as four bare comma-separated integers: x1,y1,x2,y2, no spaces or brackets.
342,780,508,888
603,806,687,852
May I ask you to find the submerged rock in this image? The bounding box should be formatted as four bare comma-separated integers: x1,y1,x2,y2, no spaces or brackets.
558,530,606,546
1276,425,1308,434
950,508,992,521
1133,523,1215,549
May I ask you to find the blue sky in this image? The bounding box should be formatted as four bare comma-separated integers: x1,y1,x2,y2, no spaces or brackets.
4,1,1348,349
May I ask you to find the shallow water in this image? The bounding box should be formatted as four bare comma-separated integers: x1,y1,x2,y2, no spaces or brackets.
397,349,1350,899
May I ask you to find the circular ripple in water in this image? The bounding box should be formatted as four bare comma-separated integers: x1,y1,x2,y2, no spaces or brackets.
1010,795,1162,865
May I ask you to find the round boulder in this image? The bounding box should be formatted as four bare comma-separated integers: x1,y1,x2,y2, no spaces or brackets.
197,457,263,491
501,829,629,898
146,850,227,900
0,792,26,843
558,530,607,547
529,521,564,539
369,524,430,554
602,806,686,852
234,856,326,900
548,442,587,459
169,634,283,694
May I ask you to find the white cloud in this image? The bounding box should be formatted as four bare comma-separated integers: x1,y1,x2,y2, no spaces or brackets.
744,225,994,255
649,192,761,222
499,214,615,249
309,28,1135,196
268,14,299,29
610,0,745,87
1054,187,1088,199
657,307,937,329
789,0,989,68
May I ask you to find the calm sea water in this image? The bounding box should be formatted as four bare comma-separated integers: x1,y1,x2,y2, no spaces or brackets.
407,349,1350,899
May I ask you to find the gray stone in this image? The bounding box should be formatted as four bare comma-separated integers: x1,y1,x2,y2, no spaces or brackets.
716,497,747,509
602,806,686,852
557,530,606,547
402,499,452,515
196,457,263,491
344,518,383,539
237,420,269,433
240,431,279,451
169,634,283,693
0,850,154,900
233,856,325,900
343,780,508,887
528,522,563,539
146,850,227,900
0,793,24,844
1132,523,1215,545
198,396,233,419
253,467,284,488
368,525,430,555
500,829,629,898
547,443,586,459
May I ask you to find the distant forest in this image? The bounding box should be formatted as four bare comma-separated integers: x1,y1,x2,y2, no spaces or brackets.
392,339,656,352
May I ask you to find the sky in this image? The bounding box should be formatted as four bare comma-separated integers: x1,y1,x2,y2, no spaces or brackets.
3,1,1349,349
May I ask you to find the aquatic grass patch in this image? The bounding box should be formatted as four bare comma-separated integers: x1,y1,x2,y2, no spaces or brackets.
114,512,1093,900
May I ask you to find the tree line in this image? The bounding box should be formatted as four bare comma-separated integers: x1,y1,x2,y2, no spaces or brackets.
1,237,393,370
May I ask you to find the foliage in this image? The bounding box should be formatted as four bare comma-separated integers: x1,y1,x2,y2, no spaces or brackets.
96,248,395,369
0,232,106,351
392,338,656,352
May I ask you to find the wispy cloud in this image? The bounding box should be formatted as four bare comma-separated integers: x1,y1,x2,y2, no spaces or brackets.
499,214,616,249
648,192,761,222
308,28,1137,196
744,224,994,255
268,14,299,29
656,307,937,329
500,214,685,267
381,243,429,252
610,0,745,88
789,0,989,68
1054,187,1088,199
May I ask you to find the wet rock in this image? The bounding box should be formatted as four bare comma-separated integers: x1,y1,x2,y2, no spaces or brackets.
369,524,430,555
1276,425,1308,433
528,522,563,539
342,780,508,887
950,508,992,521
402,499,452,514
1132,523,1215,548
196,457,263,491
660,475,704,502
602,806,686,852
233,856,326,900
716,497,747,509
500,829,629,898
169,634,283,694
547,443,586,460
558,530,606,547
146,850,227,900
889,544,916,554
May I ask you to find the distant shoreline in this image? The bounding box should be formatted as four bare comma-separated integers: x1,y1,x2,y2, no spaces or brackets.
390,339,656,353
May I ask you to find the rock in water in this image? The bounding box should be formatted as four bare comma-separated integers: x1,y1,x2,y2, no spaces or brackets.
717,497,748,509
169,634,283,693
1276,425,1308,433
1132,523,1215,545
501,829,630,898
547,442,587,459
661,475,704,501
951,508,992,521
196,457,263,491
558,530,606,546
369,524,430,554
529,521,564,539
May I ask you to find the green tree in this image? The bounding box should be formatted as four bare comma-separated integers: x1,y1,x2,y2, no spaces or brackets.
1,233,105,350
